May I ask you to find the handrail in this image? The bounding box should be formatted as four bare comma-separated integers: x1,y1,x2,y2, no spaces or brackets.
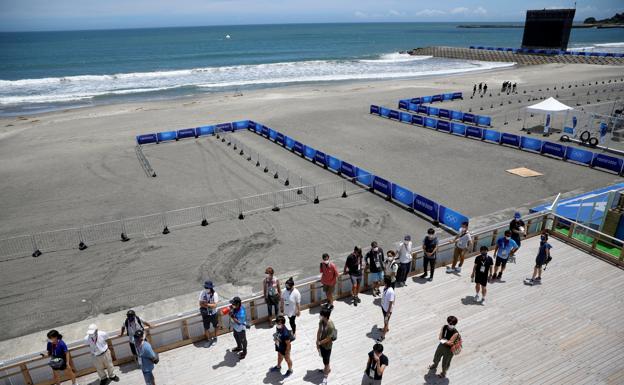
2,210,622,385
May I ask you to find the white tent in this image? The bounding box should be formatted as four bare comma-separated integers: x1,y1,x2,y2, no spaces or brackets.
523,97,574,135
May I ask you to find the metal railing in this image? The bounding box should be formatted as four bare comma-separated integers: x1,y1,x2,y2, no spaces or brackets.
0,178,364,261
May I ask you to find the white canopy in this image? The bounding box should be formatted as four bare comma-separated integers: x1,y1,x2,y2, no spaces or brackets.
526,97,573,114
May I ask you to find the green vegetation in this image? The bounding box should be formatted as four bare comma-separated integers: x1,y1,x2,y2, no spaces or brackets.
555,227,622,257
584,13,624,25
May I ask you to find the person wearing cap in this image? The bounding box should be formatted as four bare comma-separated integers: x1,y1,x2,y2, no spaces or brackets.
280,277,301,337
85,324,119,385
509,212,526,250
396,235,412,287
134,330,158,385
120,310,152,366
199,280,219,345
229,296,248,359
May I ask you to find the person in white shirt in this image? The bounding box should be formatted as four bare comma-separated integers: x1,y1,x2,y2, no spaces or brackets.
119,310,152,367
198,280,219,345
395,235,413,287
447,221,472,274
378,276,395,343
280,277,301,337
85,324,119,385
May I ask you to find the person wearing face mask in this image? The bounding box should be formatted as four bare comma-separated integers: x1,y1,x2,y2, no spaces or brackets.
263,267,281,326
362,343,388,385
428,316,460,379
344,246,364,306
492,230,519,281
120,310,152,365
366,241,385,297
448,222,472,274
395,235,412,287
45,329,78,385
316,307,336,385
421,228,438,281
198,280,219,345
229,296,248,359
320,253,339,310
280,277,301,337
471,246,494,304
509,212,526,250
384,250,399,289
85,324,119,385
378,276,395,343
526,232,552,285
270,315,294,378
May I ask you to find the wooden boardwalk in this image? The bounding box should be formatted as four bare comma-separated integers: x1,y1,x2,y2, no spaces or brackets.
74,236,624,385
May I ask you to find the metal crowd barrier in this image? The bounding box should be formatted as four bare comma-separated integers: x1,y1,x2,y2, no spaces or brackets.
8,211,623,385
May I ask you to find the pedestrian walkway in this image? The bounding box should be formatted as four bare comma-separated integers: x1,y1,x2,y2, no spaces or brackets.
74,236,624,385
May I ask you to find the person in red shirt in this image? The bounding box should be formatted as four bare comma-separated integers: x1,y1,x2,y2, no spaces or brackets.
320,253,339,310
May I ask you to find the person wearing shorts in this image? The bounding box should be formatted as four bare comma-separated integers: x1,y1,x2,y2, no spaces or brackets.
316,307,335,385
492,230,519,280
366,242,385,297
320,253,339,309
46,330,78,385
471,246,493,305
378,276,395,343
344,246,364,305
198,280,219,344
528,233,552,284
509,212,526,249
448,222,472,273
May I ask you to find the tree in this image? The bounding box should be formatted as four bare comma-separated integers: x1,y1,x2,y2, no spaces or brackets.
583,17,596,24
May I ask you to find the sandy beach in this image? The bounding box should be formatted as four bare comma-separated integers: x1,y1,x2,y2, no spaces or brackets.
1,62,623,359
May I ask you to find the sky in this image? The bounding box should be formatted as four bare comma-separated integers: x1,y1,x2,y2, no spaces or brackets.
0,0,621,32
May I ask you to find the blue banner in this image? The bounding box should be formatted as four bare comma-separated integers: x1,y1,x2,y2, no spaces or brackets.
268,129,277,141
451,110,464,121
285,136,295,150
380,107,390,118
196,125,215,137
501,133,520,147
315,150,327,166
408,103,419,112
463,113,475,124
439,109,450,119
398,100,408,110
432,94,443,102
428,107,439,117
370,105,380,115
422,96,432,103
565,147,593,165
592,154,623,174
412,115,424,126
425,117,437,129
247,121,257,131
437,120,450,132
233,120,249,130
451,123,466,136
452,92,462,100
443,93,454,101
304,145,316,160
391,183,414,207
410,97,422,104
253,122,263,134
520,136,543,152
294,141,304,154
276,132,285,145
217,122,233,132
327,155,342,172
542,142,566,158
413,195,439,221
261,126,270,137
465,126,482,139
340,161,356,178
400,112,412,123
373,176,391,196
157,131,177,142
136,133,158,145
476,116,491,126
483,129,501,143
356,167,373,187
177,128,196,139
389,110,400,120
439,206,469,232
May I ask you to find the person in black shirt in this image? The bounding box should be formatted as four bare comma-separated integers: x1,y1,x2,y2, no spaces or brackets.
509,212,526,250
471,246,493,305
361,343,388,385
429,316,460,379
366,242,385,297
269,315,294,378
421,228,438,281
344,246,364,306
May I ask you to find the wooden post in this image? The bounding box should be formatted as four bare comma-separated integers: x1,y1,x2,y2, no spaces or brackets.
107,339,117,362
250,301,258,322
310,282,316,304
145,328,154,345
526,219,533,236
181,319,190,341
568,223,575,239
20,363,33,385
619,244,624,261
490,229,498,246
472,235,479,252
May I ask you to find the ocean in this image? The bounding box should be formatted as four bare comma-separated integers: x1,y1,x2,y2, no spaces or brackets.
1,22,623,116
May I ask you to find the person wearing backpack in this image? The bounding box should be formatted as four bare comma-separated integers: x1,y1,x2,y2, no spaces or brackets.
344,246,364,306
45,329,78,385
263,267,281,325
320,253,339,310
316,307,336,385
134,330,158,385
383,250,399,289
526,232,552,285
428,315,460,379
395,235,412,287
269,315,294,378
120,310,152,366
366,241,385,297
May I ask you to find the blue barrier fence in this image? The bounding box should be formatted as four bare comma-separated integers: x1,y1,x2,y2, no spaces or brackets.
468,45,624,58
398,92,492,127
371,105,624,176
135,120,250,145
